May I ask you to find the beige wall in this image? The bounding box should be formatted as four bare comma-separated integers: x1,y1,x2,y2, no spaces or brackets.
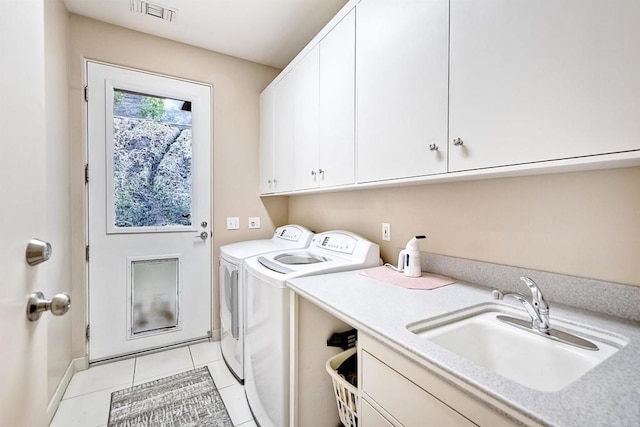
44,0,72,401
288,166,640,287
68,15,287,357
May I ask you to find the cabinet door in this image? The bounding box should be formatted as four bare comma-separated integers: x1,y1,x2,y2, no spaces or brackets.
356,0,449,183
449,0,640,172
259,86,275,194
361,399,396,427
319,8,356,188
293,46,321,191
273,70,296,193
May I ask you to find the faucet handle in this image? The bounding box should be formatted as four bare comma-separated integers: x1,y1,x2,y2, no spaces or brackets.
520,277,550,331
492,289,505,300
520,277,549,311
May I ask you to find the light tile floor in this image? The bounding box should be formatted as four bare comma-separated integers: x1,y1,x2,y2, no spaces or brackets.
50,341,257,427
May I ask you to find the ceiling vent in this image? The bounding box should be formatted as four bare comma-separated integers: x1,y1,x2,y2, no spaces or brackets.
130,0,177,22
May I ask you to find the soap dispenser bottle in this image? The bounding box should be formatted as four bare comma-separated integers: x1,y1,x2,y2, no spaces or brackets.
397,235,426,278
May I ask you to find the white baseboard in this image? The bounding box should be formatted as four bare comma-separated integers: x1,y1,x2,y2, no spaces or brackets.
47,356,88,424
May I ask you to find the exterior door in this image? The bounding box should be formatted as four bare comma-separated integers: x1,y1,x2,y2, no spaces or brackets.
0,0,48,425
87,62,212,362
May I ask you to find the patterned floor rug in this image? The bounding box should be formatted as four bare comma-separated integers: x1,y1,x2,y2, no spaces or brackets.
108,366,233,427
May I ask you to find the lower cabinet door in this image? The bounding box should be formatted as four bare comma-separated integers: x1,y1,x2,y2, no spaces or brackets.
361,399,395,427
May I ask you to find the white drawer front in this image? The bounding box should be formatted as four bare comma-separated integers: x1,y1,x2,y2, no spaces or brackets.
362,350,476,427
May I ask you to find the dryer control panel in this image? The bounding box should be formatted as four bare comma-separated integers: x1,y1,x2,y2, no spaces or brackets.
275,226,306,242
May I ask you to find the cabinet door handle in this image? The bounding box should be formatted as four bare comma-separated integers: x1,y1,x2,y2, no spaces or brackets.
311,170,317,176
429,144,439,151
318,169,325,175
453,138,464,146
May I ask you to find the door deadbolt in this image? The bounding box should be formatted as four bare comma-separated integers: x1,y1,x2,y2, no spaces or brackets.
26,238,52,266
27,292,71,321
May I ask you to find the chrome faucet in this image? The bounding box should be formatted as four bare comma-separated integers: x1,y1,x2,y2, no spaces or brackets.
493,276,550,332
492,277,599,350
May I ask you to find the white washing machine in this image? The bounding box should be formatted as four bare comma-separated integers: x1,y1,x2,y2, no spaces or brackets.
243,231,380,427
219,225,314,382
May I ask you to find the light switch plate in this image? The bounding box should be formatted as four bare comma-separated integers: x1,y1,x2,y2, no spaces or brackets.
248,217,261,229
226,217,240,230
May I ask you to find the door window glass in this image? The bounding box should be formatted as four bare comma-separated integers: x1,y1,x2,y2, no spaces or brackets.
113,89,193,228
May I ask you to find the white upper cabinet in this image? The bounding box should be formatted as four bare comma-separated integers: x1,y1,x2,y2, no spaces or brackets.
449,0,640,172
318,8,356,188
292,46,321,191
260,0,640,195
294,9,356,191
259,86,276,194
356,0,449,183
271,68,297,193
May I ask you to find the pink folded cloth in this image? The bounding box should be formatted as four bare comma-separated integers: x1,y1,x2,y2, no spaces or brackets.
360,266,455,290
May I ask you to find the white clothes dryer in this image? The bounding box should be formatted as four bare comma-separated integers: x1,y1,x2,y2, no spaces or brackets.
219,224,314,382
243,231,380,427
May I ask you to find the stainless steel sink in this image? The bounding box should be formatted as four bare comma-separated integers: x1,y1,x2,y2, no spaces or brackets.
407,304,627,392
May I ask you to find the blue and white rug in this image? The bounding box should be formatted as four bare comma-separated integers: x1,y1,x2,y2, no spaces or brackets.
108,366,233,427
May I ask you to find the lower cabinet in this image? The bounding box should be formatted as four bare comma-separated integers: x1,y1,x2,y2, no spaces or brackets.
291,298,537,427
358,332,526,427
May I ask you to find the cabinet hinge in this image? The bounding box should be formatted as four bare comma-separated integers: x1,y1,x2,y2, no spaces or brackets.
84,164,89,184
85,245,89,262
84,85,89,102
85,324,90,341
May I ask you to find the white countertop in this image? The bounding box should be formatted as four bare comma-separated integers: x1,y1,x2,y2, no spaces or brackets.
287,269,640,427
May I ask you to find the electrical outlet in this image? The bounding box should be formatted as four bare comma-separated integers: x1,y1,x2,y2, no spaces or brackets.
248,217,261,229
382,223,391,241
226,217,240,230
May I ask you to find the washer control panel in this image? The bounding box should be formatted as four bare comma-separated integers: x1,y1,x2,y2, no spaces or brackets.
315,233,357,254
